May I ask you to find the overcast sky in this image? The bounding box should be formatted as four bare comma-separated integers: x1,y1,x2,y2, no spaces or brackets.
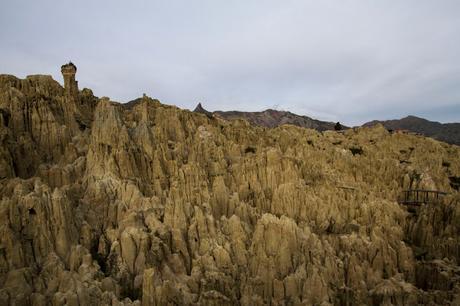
1,1,459,125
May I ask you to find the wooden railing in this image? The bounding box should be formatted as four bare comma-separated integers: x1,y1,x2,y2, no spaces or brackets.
398,189,448,206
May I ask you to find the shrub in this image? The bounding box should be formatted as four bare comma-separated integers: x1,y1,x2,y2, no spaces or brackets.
244,146,256,154
449,176,460,191
442,161,451,168
349,147,363,156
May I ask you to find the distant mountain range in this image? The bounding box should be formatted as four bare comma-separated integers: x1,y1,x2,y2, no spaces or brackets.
363,116,460,146
194,103,341,132
193,104,460,145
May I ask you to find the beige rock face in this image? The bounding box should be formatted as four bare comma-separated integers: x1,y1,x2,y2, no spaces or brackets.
0,67,459,305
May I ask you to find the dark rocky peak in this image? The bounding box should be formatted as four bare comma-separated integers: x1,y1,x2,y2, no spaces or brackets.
193,102,213,118
193,102,206,112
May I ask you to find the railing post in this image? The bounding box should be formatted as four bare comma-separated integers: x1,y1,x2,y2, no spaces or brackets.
399,190,447,206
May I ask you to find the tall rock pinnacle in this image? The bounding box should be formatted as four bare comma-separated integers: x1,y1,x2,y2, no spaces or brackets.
61,62,78,97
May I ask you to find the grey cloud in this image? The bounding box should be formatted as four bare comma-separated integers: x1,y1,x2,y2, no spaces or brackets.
1,0,459,126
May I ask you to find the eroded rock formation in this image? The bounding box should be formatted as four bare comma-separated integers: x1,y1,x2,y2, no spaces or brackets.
0,65,459,305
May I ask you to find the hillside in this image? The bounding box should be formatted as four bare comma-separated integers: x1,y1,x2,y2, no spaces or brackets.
194,105,460,146
364,116,460,146
194,103,341,131
0,66,459,305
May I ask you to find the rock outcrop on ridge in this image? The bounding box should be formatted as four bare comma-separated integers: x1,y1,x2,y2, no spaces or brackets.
0,64,459,305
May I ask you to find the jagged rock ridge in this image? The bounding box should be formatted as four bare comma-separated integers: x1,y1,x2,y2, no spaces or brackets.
0,65,459,305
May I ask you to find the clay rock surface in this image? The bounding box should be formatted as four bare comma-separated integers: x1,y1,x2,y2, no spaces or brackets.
0,71,459,305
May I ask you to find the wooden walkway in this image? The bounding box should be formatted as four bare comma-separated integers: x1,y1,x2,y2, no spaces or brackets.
398,189,448,206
